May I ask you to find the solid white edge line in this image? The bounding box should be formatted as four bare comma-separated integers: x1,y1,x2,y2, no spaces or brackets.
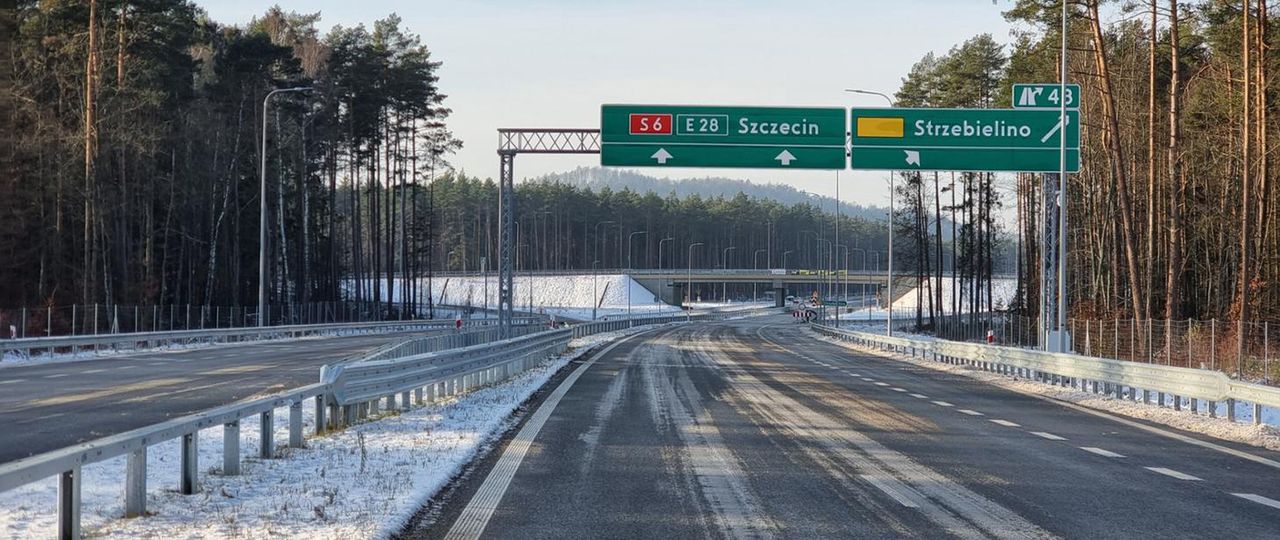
1232,493,1280,510
816,328,1280,471
1145,467,1202,481
443,327,658,540
1079,447,1126,458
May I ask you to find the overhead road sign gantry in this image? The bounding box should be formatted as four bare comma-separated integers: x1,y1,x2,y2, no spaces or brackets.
849,107,1080,173
1012,83,1080,109
600,105,846,169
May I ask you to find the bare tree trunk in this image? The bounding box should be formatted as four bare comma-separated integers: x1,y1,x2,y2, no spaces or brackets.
1238,0,1253,328
1164,0,1184,320
83,0,99,306
1147,0,1158,318
1087,0,1145,321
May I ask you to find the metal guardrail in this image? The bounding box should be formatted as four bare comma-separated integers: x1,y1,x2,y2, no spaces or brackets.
813,324,1280,426
0,382,330,538
0,317,543,359
0,308,769,539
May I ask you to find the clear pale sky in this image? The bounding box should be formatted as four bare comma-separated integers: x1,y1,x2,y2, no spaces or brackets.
202,1,1022,206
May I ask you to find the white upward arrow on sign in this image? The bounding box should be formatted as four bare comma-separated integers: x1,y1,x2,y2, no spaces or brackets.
904,150,921,167
651,148,673,164
774,150,796,166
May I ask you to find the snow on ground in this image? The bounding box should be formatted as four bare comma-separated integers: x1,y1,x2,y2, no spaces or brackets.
889,276,1017,312
811,327,1280,450
0,326,655,539
358,274,671,314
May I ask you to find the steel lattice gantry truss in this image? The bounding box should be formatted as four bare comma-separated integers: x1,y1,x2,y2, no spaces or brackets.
496,129,601,334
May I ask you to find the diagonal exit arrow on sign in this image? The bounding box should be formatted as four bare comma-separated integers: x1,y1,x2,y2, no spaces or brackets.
1039,114,1070,144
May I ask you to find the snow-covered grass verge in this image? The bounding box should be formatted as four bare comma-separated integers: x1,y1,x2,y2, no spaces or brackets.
0,327,652,539
810,328,1280,452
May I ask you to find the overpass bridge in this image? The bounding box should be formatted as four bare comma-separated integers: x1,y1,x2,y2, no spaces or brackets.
431,268,915,306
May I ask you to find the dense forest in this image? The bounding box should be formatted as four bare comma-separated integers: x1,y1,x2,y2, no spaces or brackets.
0,1,926,321
10,0,1274,332
892,0,1280,331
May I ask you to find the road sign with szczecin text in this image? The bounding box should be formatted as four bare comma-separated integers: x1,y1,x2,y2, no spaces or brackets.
1011,83,1080,109
600,105,846,169
849,107,1080,173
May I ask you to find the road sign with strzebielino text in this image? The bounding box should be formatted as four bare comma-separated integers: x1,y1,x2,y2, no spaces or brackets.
849,107,1080,173
600,105,846,169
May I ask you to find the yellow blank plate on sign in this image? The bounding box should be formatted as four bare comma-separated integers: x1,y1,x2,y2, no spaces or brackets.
857,117,904,138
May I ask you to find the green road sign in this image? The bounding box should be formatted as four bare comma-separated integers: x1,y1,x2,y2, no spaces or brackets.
849,108,1080,173
601,105,846,169
1011,83,1080,109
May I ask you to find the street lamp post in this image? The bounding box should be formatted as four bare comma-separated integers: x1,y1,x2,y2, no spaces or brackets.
687,242,704,321
846,88,896,336
592,260,601,320
852,247,867,309
259,86,312,327
782,250,793,270
721,246,736,302
816,238,831,301
753,249,767,302
658,237,674,269
627,230,647,318
592,220,615,320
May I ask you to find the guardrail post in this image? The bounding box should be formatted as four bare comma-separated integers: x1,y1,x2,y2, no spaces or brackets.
404,390,413,408
259,410,274,458
125,448,147,516
223,421,240,475
1255,403,1263,426
369,398,380,416
58,465,81,539
1173,395,1181,411
289,401,304,448
1226,399,1235,422
385,394,396,411
180,432,198,494
315,396,327,436
1190,398,1198,414
1209,400,1217,419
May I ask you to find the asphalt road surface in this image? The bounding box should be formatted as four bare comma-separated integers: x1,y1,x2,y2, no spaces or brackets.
0,328,444,462
409,315,1280,539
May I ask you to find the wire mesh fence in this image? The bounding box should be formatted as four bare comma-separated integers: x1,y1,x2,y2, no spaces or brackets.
915,312,1277,387
0,301,448,339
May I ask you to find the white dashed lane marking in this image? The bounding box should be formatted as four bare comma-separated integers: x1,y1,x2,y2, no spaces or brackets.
1232,493,1280,510
1080,447,1126,458
874,382,890,387
1145,467,1202,481
0,379,23,385
1030,431,1067,441
989,419,1021,427
891,387,907,392
958,409,984,416
83,369,106,374
931,401,954,407
43,374,69,379
909,393,929,399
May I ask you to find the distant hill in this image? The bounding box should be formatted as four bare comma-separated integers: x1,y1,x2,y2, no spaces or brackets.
536,167,888,222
